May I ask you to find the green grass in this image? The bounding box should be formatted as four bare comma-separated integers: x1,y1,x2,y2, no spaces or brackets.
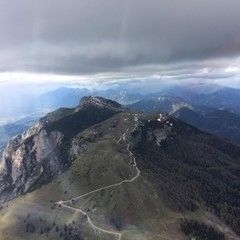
0,112,233,240
0,113,164,240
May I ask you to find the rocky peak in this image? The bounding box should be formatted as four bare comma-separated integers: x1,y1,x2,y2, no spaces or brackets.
0,96,123,203
79,96,123,111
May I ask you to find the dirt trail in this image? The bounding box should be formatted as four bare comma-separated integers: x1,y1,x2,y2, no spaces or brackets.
56,116,140,240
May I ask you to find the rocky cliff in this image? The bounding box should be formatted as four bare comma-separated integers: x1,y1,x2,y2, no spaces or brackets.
0,96,123,202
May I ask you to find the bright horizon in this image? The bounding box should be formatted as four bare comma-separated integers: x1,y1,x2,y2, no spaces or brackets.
1,0,240,90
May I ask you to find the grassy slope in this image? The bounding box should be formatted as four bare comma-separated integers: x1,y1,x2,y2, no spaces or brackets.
0,113,168,240
0,112,236,240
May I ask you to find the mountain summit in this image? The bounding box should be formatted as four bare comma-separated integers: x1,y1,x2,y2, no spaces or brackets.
79,96,123,110
0,97,122,202
0,97,239,240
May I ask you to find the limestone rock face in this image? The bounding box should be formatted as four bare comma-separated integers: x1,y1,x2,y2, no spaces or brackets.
0,96,123,202
0,123,65,202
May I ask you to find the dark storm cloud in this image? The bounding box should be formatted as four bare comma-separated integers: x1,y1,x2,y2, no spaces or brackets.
1,0,240,74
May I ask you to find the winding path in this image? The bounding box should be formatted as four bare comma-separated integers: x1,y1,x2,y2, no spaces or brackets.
56,116,140,240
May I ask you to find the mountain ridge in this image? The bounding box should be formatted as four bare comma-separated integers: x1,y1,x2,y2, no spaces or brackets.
0,97,123,202
129,95,240,145
0,96,239,240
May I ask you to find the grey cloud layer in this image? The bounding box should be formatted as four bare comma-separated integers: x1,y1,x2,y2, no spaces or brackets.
1,0,240,74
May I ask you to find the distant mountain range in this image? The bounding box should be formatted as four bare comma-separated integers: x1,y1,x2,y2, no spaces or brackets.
2,85,240,151
38,85,240,115
0,96,239,240
129,94,240,145
0,116,37,151
155,86,240,114
2,84,240,119
128,95,196,113
0,87,144,119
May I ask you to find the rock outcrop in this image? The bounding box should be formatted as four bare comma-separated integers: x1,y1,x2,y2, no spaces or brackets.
0,123,65,202
0,96,123,202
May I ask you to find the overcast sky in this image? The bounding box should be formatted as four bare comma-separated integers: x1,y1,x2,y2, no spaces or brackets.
1,0,240,87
